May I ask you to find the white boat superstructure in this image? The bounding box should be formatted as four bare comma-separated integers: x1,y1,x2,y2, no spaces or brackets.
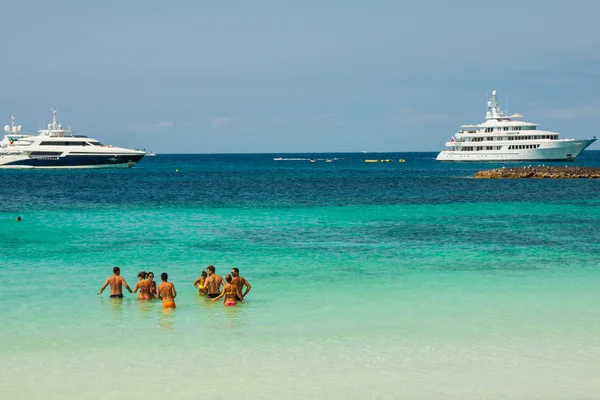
436,91,596,162
0,109,145,169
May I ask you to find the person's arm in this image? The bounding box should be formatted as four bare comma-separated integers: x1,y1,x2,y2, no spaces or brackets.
171,284,177,299
133,282,140,293
236,287,245,304
193,277,202,289
242,279,251,298
212,287,225,302
97,278,110,295
121,278,133,293
157,287,163,300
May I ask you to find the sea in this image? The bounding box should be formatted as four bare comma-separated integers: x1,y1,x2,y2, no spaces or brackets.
1,152,599,399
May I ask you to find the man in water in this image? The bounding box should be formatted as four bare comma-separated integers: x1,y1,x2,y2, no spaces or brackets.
231,267,251,300
97,266,133,298
204,265,225,299
157,272,177,308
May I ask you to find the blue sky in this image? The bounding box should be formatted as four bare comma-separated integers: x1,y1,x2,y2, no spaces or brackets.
1,0,599,153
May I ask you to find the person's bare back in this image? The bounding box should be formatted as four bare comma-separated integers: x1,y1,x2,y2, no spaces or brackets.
204,265,224,298
157,272,176,308
97,267,132,298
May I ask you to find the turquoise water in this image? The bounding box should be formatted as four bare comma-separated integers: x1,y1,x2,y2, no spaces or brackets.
1,152,600,399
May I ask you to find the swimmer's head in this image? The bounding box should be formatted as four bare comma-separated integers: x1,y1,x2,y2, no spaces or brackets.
207,265,215,274
148,272,154,280
16,216,22,222
201,271,207,278
231,267,239,277
138,271,147,279
225,274,232,283
161,272,168,281
113,266,120,275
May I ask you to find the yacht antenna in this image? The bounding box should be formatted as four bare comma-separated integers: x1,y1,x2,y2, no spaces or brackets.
51,107,57,128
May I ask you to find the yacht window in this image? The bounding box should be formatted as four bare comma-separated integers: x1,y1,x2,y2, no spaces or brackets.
29,151,63,156
89,141,104,146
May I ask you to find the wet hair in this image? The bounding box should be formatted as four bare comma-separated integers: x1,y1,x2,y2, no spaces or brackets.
225,274,232,283
207,265,215,273
147,271,154,278
201,271,207,277
113,266,120,274
161,272,168,281
138,271,147,279
16,216,22,222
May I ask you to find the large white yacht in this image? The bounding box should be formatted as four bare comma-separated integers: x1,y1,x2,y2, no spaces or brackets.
0,109,145,169
436,91,596,162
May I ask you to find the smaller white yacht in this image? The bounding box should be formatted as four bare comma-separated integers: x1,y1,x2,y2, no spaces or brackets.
436,90,596,162
0,109,145,169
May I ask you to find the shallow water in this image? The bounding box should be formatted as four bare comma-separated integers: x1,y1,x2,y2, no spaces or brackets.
1,152,599,399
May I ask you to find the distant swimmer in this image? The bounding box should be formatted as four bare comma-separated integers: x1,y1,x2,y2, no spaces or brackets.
148,272,157,297
157,272,176,308
212,274,244,306
97,266,133,298
193,271,208,296
231,267,251,300
204,265,225,299
16,216,21,222
133,271,153,300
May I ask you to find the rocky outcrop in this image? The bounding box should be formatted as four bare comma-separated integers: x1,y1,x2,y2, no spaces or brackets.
473,166,600,179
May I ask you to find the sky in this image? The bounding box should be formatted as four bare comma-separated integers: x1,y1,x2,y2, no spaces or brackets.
1,0,600,153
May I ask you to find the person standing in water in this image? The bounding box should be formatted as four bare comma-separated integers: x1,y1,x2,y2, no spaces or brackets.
231,267,251,300
204,265,225,299
212,274,244,306
157,272,176,309
193,271,208,296
97,266,133,298
148,272,157,298
133,271,153,300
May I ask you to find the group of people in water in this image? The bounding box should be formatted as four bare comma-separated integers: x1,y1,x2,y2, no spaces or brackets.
97,265,251,309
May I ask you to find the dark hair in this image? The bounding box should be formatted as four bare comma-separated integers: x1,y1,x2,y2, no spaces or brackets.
232,267,239,274
207,265,215,273
16,216,22,222
148,271,154,278
138,271,147,279
201,271,207,277
225,274,232,283
113,266,120,274
161,272,168,281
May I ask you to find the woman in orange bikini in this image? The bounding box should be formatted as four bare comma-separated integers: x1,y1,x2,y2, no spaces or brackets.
133,271,153,300
212,274,244,306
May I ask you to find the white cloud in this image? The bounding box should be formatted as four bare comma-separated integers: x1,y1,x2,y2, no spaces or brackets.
211,117,233,127
155,121,175,128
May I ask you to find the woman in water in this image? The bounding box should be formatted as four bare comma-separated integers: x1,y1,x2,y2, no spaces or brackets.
193,271,208,296
147,272,157,298
133,271,152,300
212,274,244,306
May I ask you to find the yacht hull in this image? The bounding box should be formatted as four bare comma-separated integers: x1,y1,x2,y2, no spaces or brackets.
0,153,145,169
436,139,596,162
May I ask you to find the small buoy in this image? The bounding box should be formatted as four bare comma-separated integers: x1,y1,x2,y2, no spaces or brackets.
399,159,406,163
176,169,179,172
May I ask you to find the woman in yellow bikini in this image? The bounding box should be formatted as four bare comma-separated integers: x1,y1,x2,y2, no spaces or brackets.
212,274,245,306
133,271,153,300
193,271,208,296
